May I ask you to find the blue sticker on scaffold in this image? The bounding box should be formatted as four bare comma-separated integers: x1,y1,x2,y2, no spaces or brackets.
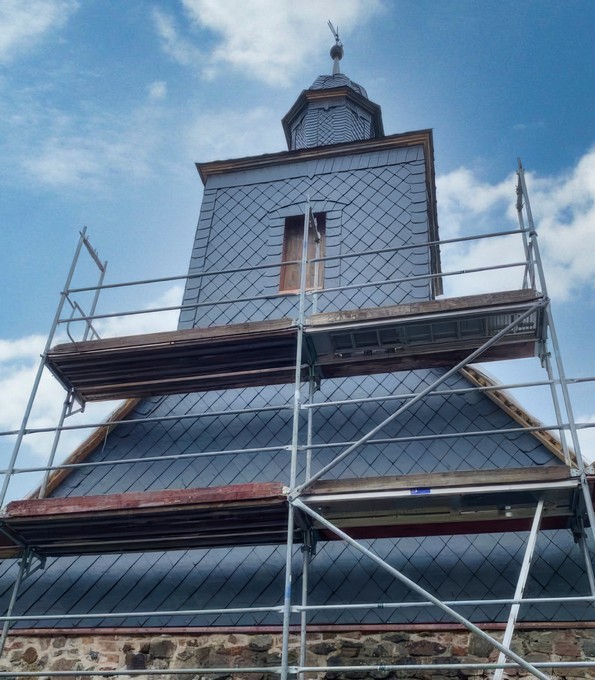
410,488,431,495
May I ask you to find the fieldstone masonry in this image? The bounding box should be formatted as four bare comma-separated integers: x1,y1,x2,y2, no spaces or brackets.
1,628,594,679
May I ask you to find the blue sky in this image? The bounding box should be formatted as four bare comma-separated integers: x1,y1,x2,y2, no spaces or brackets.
1,0,594,499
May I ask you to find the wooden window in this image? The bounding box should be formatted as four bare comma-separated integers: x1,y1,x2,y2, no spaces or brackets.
279,212,326,293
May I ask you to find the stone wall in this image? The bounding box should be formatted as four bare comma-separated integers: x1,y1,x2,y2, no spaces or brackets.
2,628,594,679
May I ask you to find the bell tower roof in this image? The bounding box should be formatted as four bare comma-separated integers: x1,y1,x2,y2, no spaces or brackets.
282,31,384,151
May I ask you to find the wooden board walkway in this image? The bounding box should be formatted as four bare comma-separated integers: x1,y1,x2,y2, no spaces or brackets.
45,290,545,403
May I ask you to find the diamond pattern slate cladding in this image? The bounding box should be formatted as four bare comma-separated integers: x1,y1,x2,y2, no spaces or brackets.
1,530,590,627
52,367,558,499
181,150,432,328
13,142,585,629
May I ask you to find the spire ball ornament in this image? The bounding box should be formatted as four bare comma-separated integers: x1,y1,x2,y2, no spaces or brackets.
327,20,343,75
330,42,344,62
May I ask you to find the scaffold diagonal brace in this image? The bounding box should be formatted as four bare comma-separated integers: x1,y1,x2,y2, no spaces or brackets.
292,498,550,680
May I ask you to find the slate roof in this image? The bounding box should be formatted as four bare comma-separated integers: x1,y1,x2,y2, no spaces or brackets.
0,89,590,630
310,73,369,98
283,69,382,150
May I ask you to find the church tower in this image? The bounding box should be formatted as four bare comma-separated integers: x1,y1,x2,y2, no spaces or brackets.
1,35,593,678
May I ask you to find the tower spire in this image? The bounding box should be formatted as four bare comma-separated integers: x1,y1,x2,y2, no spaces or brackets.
327,20,343,75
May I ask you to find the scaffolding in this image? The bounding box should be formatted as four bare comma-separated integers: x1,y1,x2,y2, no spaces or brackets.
0,161,594,678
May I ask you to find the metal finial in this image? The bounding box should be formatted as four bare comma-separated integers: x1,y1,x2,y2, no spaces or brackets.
327,20,343,75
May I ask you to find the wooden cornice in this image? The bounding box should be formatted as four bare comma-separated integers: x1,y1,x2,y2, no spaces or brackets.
196,129,434,185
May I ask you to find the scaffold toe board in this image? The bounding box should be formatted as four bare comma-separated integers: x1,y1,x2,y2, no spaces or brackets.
45,318,300,402
306,288,545,378
0,467,587,559
44,289,545,403
0,482,289,558
301,466,584,540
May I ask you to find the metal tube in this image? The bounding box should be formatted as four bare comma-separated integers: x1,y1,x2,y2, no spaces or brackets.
0,591,592,625
0,663,590,678
298,662,590,672
0,402,293,438
0,230,89,508
516,171,536,290
4,415,591,462
542,349,573,466
6,444,290,476
578,529,595,599
3,417,592,477
81,254,107,341
0,550,29,656
293,499,550,680
8,449,287,475
295,593,595,612
544,302,595,539
280,502,296,680
59,290,295,324
298,546,310,678
312,260,529,297
0,604,283,623
302,376,563,408
297,421,578,450
493,499,544,680
62,227,531,295
9,371,595,438
517,166,572,468
294,301,546,494
38,393,73,498
0,668,282,677
281,202,311,680
298,371,317,678
67,258,298,293
310,227,530,265
59,259,532,325
519,161,595,544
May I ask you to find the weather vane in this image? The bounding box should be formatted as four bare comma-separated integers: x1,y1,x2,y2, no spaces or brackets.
328,20,344,75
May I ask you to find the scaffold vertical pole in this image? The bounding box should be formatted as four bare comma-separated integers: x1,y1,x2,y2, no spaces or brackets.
0,549,30,656
0,229,90,508
299,369,317,677
516,166,536,290
281,198,311,680
518,162,595,544
38,392,75,499
38,247,106,499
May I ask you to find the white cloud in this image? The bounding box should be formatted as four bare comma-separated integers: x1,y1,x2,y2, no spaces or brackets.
0,68,170,190
436,147,595,301
19,107,161,188
152,8,203,67
0,334,47,363
148,80,167,101
0,285,183,475
578,415,595,465
0,0,77,63
155,0,382,86
185,105,284,160
95,285,183,339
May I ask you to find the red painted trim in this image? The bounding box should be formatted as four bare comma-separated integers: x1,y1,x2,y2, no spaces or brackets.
5,482,286,517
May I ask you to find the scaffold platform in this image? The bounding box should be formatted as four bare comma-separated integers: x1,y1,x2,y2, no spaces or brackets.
0,466,584,559
45,289,545,403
